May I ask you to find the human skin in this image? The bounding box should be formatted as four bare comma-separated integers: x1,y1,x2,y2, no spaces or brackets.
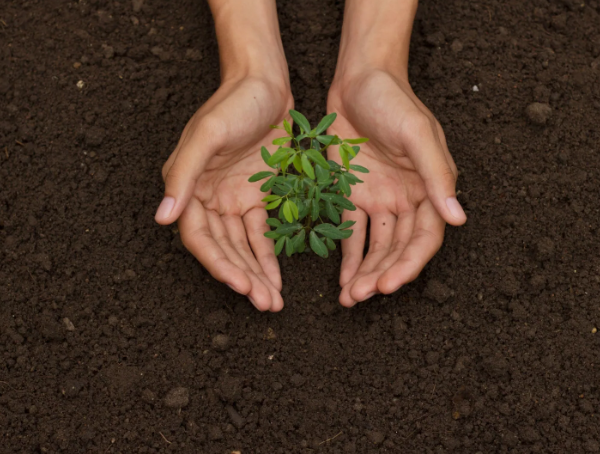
326,0,466,307
154,0,293,312
155,0,466,311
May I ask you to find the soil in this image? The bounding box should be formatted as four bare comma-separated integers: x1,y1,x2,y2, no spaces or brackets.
1,0,600,453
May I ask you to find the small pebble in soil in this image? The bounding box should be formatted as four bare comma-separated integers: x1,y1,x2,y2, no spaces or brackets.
62,318,75,331
525,102,552,124
366,430,385,445
592,327,597,334
290,374,306,388
76,80,84,89
423,279,453,303
163,387,189,408
212,334,230,351
216,375,242,402
451,39,463,53
472,85,479,92
226,405,246,429
208,425,223,441
141,388,156,404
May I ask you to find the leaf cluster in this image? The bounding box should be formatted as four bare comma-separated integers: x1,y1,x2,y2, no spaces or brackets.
249,110,369,258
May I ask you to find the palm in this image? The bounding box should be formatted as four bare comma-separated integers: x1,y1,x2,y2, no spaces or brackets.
159,77,293,312
192,127,285,217
326,70,456,306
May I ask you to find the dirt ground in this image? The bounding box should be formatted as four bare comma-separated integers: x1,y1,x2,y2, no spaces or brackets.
1,0,600,452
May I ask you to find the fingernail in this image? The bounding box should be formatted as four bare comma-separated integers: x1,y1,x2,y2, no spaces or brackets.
361,292,377,302
155,197,175,222
248,296,257,307
446,197,466,220
227,284,240,293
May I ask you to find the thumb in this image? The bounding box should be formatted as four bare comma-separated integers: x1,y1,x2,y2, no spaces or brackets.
403,116,466,226
155,143,212,225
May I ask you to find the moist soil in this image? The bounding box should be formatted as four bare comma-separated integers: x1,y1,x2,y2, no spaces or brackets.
1,0,600,453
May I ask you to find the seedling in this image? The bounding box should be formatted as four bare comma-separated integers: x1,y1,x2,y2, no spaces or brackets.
248,110,369,258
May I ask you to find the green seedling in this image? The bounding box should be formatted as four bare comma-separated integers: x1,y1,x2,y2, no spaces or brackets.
248,109,370,258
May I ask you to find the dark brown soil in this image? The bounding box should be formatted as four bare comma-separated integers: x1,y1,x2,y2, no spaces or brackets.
2,0,600,452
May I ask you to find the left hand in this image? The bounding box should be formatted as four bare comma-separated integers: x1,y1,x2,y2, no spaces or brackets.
326,69,466,307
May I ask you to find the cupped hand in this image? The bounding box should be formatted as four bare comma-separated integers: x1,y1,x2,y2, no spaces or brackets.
155,76,293,312
326,70,466,307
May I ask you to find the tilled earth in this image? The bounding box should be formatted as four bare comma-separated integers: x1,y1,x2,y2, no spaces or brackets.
1,0,600,453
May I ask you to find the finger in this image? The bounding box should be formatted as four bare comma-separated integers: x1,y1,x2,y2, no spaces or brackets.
206,210,273,311
244,207,283,291
339,212,396,307
222,214,284,312
402,115,466,226
178,198,252,295
339,208,368,288
349,211,415,303
155,119,222,225
377,200,445,294
435,122,458,179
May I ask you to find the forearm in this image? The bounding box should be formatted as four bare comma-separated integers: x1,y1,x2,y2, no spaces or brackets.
208,0,289,84
334,0,418,82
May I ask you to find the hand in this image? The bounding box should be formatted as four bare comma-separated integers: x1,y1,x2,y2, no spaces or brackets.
155,76,293,312
327,69,466,307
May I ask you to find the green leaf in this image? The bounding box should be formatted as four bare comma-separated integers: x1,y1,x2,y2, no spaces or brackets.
296,133,308,141
280,156,290,172
292,229,305,250
313,223,348,240
261,146,272,167
301,154,315,179
283,119,293,136
248,171,275,182
268,148,291,166
275,222,302,235
285,237,294,257
325,200,340,224
338,174,352,196
292,154,303,173
343,137,369,144
262,194,280,202
264,231,281,239
327,160,341,171
315,186,321,202
274,236,286,256
289,200,299,219
341,143,356,158
266,218,282,228
316,135,341,146
325,237,336,251
351,146,360,156
260,176,276,192
338,220,356,230
265,199,283,210
289,110,311,134
315,164,330,183
315,113,337,135
339,146,350,170
306,149,330,169
283,200,293,223
349,164,369,173
334,196,356,211
344,172,363,184
309,231,328,258
311,199,319,221
272,136,291,146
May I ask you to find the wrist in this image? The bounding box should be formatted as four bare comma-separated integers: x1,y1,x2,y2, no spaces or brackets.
332,0,417,87
210,0,290,90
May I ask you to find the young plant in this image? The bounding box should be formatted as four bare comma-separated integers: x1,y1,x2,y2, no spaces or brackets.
248,110,369,258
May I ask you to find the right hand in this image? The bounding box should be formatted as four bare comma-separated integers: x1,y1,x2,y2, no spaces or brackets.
155,76,293,312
